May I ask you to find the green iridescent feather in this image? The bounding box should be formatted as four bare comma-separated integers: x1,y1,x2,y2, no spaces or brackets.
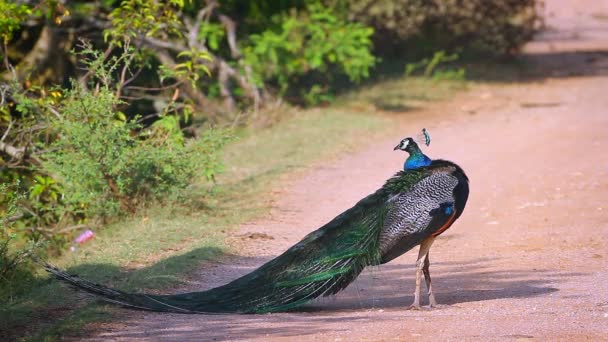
45,166,442,314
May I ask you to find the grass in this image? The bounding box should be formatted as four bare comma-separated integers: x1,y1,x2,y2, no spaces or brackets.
1,75,466,340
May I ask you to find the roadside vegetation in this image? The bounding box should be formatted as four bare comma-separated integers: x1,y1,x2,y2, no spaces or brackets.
0,0,542,339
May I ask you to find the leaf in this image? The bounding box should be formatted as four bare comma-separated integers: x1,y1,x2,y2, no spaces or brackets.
177,50,192,58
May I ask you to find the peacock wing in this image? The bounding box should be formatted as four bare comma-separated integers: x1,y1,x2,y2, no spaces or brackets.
379,171,459,264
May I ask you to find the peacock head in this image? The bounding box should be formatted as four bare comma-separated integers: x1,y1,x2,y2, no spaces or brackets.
394,136,432,170
393,137,418,153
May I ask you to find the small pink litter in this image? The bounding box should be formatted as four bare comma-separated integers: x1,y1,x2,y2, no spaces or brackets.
74,229,94,244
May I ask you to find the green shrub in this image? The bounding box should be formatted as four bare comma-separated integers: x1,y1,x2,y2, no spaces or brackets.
0,1,30,44
0,46,232,252
0,184,44,284
42,83,232,222
244,3,376,104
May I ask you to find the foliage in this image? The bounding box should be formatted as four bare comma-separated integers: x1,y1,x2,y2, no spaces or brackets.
0,183,44,285
348,0,542,56
0,43,231,253
43,84,228,221
1,0,539,114
105,0,185,43
1,1,379,116
244,3,376,102
0,1,31,44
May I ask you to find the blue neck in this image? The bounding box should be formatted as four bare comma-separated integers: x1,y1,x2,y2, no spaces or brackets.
404,152,432,170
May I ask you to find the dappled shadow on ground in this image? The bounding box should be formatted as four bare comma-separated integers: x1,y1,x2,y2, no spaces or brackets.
447,12,608,83
298,257,564,312
65,246,227,291
88,255,573,341
337,45,608,115
521,49,608,78
464,49,608,83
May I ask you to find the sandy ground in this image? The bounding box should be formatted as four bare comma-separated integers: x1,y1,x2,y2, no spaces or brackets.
81,1,608,340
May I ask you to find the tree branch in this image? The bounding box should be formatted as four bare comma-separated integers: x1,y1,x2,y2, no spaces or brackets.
0,141,25,160
218,14,240,59
186,0,218,48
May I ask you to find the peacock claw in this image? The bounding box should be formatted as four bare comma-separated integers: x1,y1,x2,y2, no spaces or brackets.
406,304,422,311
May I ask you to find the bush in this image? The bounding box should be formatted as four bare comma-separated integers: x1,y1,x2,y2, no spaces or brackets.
0,46,232,252
0,184,44,284
42,83,231,222
244,3,376,104
348,0,542,56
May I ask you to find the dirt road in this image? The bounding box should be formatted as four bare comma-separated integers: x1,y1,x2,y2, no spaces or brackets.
86,1,608,340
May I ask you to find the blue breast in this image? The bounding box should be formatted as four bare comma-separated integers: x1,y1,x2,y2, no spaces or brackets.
404,155,432,170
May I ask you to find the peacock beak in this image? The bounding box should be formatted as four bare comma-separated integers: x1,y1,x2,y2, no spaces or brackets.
394,144,401,151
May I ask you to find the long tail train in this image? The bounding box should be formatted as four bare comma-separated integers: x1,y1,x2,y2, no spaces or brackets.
45,182,392,314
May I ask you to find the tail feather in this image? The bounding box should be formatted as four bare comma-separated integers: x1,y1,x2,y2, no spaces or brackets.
43,264,194,313
45,171,426,314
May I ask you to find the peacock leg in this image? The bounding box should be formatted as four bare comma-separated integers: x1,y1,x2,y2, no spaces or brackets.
407,237,435,310
422,252,438,307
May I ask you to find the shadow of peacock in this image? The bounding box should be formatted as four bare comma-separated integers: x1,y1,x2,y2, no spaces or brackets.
45,135,469,313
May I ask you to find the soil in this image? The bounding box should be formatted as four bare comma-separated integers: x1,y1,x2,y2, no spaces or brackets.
78,0,608,340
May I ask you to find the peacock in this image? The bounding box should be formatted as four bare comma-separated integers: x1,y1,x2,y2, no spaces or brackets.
45,133,469,313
